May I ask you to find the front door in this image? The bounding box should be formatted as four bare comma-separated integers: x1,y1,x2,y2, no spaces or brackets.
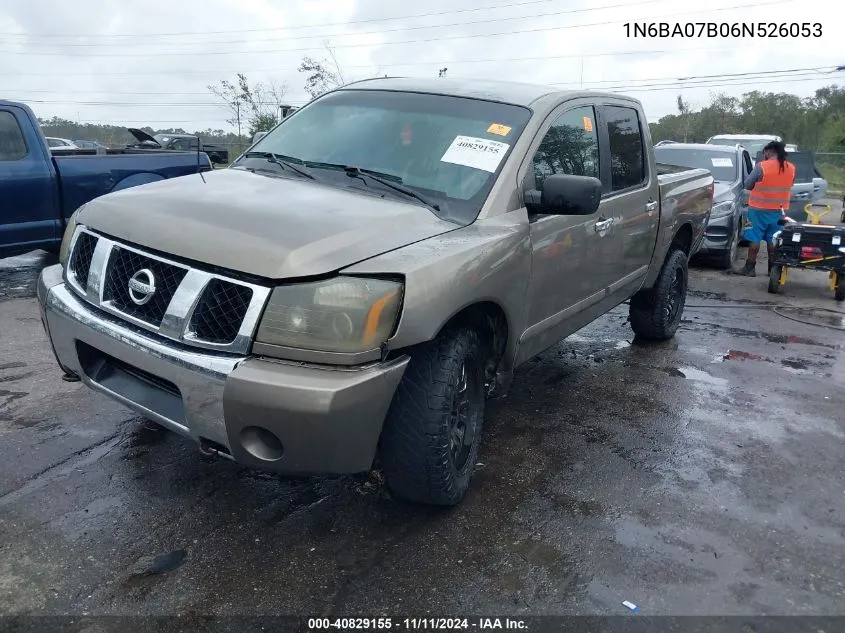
0,107,59,258
517,103,616,363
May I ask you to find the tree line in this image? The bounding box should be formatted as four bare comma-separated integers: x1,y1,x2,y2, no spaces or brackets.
649,86,845,151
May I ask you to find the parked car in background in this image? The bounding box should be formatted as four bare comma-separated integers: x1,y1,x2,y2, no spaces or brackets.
1,100,212,259
655,142,751,268
813,166,828,201
706,134,781,161
38,78,713,506
72,139,110,151
126,129,230,165
45,136,78,149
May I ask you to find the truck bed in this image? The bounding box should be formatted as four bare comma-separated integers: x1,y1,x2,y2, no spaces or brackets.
656,166,714,257
52,151,211,224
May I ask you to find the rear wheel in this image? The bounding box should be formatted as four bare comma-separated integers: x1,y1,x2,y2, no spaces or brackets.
379,325,487,506
629,248,688,340
835,273,845,302
768,265,783,294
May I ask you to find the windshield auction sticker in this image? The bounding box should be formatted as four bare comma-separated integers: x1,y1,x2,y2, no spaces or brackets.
441,135,510,173
711,157,733,167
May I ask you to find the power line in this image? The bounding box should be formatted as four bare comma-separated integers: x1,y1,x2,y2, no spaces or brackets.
3,0,668,47
0,46,731,76
15,65,836,108
0,0,590,38
607,74,840,92
0,0,795,57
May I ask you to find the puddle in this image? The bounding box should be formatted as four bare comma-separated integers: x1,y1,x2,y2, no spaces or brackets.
677,367,729,387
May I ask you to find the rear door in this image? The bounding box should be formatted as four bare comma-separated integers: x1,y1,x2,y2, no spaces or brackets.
596,103,658,290
0,106,60,258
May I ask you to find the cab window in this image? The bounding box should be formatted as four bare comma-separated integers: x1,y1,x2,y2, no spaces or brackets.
604,105,645,191
530,106,599,190
0,111,28,161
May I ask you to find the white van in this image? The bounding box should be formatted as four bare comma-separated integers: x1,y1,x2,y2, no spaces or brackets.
706,134,782,160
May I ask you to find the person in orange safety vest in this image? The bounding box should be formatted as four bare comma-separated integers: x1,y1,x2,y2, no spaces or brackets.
729,140,795,276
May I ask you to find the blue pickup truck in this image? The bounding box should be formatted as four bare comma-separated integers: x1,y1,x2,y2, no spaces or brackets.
1,100,212,259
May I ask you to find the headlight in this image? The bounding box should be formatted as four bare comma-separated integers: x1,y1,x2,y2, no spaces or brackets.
255,277,403,354
709,201,735,219
58,210,81,267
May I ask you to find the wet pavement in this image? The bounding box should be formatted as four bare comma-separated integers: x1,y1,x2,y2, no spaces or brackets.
1,228,844,617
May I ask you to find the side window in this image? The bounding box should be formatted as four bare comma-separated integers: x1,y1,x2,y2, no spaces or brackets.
604,105,645,191
0,112,28,161
531,105,599,190
743,151,752,175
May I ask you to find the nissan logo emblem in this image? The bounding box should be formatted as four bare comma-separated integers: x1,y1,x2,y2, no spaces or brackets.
127,268,156,305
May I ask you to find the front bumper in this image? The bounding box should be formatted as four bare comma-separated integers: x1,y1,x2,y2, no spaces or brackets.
38,265,409,475
696,213,737,254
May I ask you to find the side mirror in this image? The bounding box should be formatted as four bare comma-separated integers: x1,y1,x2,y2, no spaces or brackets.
525,174,602,215
252,131,268,144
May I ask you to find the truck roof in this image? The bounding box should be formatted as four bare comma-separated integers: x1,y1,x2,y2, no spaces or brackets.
339,77,636,108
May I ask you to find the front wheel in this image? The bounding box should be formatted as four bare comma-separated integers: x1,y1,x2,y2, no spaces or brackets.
713,225,739,270
379,326,486,506
629,248,688,341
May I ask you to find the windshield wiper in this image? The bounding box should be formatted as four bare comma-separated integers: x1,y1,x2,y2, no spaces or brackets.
242,151,315,180
304,161,440,212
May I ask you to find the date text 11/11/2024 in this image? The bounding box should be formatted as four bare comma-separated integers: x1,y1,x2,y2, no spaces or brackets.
624,21,822,38
306,618,528,630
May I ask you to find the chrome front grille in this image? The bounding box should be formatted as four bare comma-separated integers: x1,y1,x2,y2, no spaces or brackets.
102,246,188,326
64,227,270,355
68,231,98,289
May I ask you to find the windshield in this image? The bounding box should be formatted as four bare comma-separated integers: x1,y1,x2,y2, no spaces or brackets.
708,137,771,155
240,89,532,224
655,148,738,182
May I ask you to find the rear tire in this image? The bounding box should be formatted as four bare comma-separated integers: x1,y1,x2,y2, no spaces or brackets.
629,248,688,341
835,274,845,302
379,326,486,506
768,265,783,294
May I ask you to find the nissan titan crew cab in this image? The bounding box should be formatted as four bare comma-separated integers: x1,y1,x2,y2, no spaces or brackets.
38,78,713,506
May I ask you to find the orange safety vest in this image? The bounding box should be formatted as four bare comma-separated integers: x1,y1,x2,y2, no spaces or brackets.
748,158,796,211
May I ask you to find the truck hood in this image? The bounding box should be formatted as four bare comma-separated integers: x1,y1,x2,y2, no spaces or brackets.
127,128,160,146
78,168,460,279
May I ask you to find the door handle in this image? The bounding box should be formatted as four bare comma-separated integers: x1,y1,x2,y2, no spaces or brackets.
594,218,613,233
646,200,658,213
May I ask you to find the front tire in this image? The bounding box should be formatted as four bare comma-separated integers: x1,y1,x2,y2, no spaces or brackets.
629,248,688,341
713,225,739,270
379,326,486,506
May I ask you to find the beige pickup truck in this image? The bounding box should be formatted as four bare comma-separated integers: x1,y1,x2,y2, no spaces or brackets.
38,78,713,506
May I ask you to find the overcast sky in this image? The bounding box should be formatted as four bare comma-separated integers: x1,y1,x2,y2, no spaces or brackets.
0,0,840,131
